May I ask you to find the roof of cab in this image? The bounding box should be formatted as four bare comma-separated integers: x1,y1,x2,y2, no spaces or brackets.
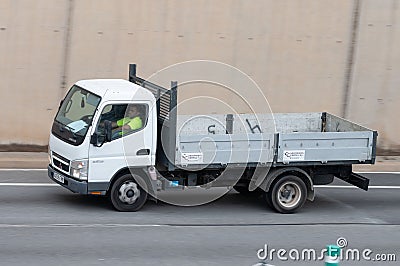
75,79,155,102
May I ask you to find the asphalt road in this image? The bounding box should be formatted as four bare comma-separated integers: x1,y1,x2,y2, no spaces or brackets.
0,170,399,266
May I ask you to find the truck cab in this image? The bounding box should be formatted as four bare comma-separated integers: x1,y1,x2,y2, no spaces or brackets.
48,78,158,210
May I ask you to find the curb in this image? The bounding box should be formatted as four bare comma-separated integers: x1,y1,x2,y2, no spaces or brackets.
0,153,399,171
0,152,48,169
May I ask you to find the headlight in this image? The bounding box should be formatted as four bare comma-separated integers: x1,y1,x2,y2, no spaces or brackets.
70,159,88,180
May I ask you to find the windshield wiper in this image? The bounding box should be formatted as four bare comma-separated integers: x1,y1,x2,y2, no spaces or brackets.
65,124,78,139
57,121,77,139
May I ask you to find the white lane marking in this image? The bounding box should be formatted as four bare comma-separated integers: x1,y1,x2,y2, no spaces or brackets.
0,183,399,189
0,223,397,228
0,183,399,188
0,169,48,171
1,169,399,174
355,172,400,174
315,185,400,189
0,183,57,186
0,168,400,175
0,224,165,228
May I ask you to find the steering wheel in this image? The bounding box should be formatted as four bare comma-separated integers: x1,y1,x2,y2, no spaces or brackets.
112,130,123,140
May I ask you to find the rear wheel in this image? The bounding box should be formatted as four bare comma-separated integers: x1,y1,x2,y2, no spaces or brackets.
264,175,307,213
110,174,148,212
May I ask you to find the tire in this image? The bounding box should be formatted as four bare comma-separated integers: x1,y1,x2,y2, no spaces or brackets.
264,175,307,214
110,174,148,212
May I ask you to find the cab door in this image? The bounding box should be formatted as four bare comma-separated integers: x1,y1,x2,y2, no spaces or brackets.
87,102,154,187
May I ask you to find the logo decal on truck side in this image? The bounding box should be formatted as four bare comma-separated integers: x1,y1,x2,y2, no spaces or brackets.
181,152,204,164
283,150,306,162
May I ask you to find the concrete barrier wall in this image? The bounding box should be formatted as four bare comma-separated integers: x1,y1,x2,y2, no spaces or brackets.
0,0,398,153
348,0,400,152
0,0,68,145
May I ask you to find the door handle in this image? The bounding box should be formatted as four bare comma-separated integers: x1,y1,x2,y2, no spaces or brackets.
136,149,150,155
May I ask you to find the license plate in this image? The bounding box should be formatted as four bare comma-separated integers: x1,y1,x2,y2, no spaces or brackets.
53,172,65,184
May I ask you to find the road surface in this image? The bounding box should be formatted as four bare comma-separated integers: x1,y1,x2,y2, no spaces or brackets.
0,170,398,265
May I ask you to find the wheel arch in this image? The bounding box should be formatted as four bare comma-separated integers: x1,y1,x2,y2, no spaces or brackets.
259,167,314,201
107,167,155,197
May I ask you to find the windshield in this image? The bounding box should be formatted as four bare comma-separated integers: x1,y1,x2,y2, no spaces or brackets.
52,85,101,145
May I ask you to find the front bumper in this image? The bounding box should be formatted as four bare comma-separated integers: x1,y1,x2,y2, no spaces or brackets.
48,165,88,194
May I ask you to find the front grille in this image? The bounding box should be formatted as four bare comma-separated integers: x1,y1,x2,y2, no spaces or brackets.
52,152,70,174
53,158,69,172
52,152,70,164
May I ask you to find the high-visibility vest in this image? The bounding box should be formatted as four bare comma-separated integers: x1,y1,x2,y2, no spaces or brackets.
117,116,143,131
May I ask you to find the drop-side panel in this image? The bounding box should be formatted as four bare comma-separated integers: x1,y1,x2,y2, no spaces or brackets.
277,131,374,163
176,133,274,167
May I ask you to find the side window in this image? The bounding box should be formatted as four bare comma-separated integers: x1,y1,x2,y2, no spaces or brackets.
96,103,148,140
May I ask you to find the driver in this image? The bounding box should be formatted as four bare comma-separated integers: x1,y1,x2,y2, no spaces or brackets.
112,105,143,135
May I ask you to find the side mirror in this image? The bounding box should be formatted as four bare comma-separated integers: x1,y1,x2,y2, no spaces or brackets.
91,120,112,147
90,133,99,145
104,120,112,142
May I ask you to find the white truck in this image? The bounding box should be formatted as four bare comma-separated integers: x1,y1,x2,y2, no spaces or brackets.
48,64,378,213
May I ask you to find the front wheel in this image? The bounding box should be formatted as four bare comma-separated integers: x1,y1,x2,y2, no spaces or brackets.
110,174,148,212
264,175,307,214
